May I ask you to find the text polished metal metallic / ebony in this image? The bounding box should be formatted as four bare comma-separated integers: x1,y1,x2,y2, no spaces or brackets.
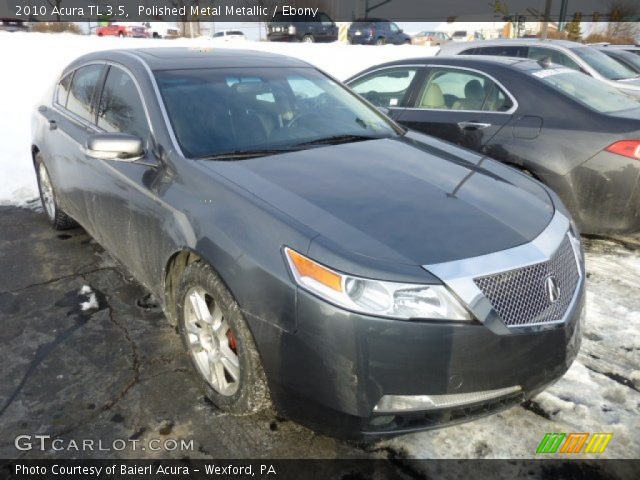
31,48,584,439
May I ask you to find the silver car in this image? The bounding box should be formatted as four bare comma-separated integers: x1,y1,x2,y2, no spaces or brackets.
438,39,640,98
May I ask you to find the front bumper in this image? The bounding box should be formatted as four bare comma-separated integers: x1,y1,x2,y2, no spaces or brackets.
260,277,584,438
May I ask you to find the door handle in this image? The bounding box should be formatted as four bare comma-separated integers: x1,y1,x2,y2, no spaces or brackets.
457,121,491,130
48,120,57,131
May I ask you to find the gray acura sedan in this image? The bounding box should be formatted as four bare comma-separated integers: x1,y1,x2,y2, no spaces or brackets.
31,48,585,438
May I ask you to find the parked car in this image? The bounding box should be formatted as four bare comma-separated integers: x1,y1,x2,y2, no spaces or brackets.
412,31,450,46
594,44,640,56
32,48,584,439
96,22,148,38
347,56,640,234
347,19,411,45
597,46,640,73
0,18,28,32
267,12,337,43
211,30,246,41
439,39,640,98
451,30,484,42
144,22,179,39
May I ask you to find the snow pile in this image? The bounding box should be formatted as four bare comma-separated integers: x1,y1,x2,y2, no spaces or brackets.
79,285,98,311
0,31,437,206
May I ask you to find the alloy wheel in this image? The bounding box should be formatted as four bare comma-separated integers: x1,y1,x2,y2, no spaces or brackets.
38,163,56,221
183,286,240,396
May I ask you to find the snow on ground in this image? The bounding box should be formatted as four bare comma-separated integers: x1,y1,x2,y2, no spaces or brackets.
0,32,638,459
0,31,437,205
78,285,98,311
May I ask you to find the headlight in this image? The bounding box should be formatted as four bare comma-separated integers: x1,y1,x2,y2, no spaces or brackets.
284,247,472,321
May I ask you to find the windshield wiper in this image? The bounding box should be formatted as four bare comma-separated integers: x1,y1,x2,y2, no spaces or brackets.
196,148,298,161
295,134,384,147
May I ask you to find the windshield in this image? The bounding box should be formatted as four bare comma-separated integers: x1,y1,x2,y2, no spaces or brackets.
606,50,640,72
155,67,398,159
572,46,637,80
533,68,640,113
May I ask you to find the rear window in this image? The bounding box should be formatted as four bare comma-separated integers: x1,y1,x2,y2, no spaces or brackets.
572,46,637,80
66,64,103,123
453,31,467,36
533,68,640,113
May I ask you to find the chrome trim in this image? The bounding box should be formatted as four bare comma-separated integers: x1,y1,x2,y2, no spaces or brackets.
423,211,583,330
118,50,185,157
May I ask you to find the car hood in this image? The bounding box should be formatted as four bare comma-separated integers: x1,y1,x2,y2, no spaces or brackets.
205,136,555,265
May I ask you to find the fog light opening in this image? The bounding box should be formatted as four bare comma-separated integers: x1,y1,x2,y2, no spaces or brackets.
373,386,522,413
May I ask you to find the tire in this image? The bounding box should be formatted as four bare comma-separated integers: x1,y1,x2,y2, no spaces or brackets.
35,154,77,230
302,34,315,43
176,261,271,415
376,37,386,45
118,32,124,38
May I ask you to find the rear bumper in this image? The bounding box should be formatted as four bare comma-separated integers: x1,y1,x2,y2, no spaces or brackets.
549,151,640,234
257,280,585,438
348,35,376,45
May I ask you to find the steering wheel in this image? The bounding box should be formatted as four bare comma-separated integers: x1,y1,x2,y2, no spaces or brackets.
286,111,318,128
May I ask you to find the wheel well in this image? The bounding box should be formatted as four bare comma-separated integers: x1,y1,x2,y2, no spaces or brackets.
163,250,202,325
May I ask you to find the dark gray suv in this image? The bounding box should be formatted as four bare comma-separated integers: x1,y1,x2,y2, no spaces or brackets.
31,48,584,438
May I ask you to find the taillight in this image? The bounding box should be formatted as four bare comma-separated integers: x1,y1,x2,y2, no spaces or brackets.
369,27,375,37
605,140,640,160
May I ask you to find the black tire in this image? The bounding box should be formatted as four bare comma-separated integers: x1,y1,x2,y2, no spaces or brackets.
376,37,386,45
118,32,124,38
35,154,77,230
302,34,315,43
176,261,271,415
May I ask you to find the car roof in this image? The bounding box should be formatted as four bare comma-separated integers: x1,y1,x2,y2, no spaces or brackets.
439,38,585,54
69,47,310,71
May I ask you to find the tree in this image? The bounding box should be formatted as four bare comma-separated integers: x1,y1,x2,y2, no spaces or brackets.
604,0,639,40
564,13,581,41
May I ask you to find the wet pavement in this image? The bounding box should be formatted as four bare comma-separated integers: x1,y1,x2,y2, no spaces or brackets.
0,206,373,460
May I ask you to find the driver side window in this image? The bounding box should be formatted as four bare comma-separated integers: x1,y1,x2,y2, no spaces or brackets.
349,67,418,107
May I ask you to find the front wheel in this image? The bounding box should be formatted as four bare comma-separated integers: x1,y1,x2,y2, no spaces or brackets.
176,261,271,415
35,154,77,230
302,34,315,43
375,37,386,45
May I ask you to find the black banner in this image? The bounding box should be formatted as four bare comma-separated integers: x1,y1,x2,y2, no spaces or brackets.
1,459,639,480
2,0,639,23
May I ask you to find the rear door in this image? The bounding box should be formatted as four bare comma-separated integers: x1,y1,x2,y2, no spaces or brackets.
395,65,516,152
44,64,106,226
348,65,423,120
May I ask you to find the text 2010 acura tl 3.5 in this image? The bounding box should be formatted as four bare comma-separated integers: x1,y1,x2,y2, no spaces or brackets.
31,48,585,438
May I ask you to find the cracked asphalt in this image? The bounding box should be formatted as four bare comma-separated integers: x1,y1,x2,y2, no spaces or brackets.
0,206,372,460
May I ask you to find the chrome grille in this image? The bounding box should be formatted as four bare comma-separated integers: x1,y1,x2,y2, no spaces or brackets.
474,235,580,327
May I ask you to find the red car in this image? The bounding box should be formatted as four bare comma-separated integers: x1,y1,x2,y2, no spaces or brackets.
96,23,148,38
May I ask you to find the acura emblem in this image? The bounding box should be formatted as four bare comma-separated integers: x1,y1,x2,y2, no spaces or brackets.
545,276,560,303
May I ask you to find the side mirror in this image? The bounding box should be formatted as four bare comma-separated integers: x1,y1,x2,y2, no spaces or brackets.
85,133,143,162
